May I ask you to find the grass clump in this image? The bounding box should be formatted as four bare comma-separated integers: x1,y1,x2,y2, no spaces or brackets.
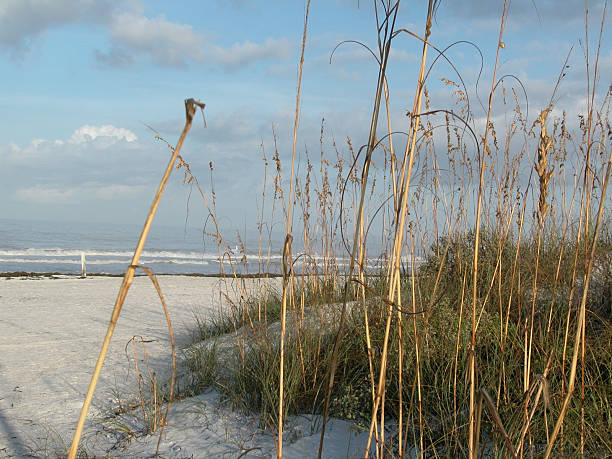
191,289,282,343
180,220,611,456
182,341,220,396
183,281,358,424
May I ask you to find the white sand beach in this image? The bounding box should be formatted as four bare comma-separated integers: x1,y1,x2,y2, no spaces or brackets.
0,275,374,458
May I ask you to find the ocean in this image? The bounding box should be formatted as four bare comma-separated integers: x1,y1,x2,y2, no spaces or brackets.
0,218,413,276
0,217,284,276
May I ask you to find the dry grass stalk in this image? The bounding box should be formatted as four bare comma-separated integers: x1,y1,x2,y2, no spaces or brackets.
473,389,517,459
535,109,554,226
319,2,402,457
278,2,310,458
128,336,153,429
468,2,508,457
136,265,176,455
67,99,204,459
73,2,610,457
362,1,435,457
544,90,612,459
130,337,160,433
525,107,554,395
516,372,551,457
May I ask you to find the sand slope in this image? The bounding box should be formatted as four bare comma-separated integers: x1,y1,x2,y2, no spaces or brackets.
0,276,373,458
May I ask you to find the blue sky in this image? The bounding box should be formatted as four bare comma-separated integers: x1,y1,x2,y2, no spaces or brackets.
1,0,610,235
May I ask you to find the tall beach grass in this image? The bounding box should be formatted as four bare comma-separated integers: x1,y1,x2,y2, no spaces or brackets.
70,1,611,457
180,1,611,457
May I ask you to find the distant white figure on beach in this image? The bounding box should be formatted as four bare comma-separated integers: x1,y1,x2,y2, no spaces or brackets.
81,252,86,277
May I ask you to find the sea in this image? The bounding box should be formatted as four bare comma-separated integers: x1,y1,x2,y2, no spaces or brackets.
0,218,417,276
0,217,285,276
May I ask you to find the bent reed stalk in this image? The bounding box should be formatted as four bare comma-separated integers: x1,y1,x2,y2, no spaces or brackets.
67,99,205,459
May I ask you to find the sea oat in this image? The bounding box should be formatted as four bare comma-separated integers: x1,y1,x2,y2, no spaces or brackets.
534,108,555,226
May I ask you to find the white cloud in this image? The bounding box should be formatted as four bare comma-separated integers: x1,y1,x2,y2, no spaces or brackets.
69,124,138,143
14,182,148,204
15,185,78,203
0,1,291,69
0,0,113,55
208,37,291,70
0,122,168,204
95,10,290,69
1,138,54,162
104,11,205,67
95,184,147,198
92,45,135,67
1,124,138,164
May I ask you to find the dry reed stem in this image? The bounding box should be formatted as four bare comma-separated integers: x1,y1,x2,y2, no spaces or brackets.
409,226,423,458
278,2,310,457
383,76,399,212
516,372,551,456
453,268,468,443
379,32,404,459
355,206,379,452
129,336,149,427
560,173,586,408
135,265,176,456
364,1,433,456
278,233,293,455
501,187,528,390
468,2,508,457
525,108,554,397
544,111,612,459
320,3,401,457
396,270,404,458
67,99,204,459
474,389,517,459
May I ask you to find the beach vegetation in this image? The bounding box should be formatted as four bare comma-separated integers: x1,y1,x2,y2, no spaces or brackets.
177,0,611,456
67,0,611,457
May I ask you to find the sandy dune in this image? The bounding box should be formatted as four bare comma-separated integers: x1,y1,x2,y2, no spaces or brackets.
0,275,373,458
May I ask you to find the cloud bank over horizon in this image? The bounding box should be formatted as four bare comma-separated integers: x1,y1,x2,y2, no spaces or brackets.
2,124,151,210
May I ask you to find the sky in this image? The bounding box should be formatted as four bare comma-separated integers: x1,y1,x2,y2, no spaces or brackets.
1,0,610,238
